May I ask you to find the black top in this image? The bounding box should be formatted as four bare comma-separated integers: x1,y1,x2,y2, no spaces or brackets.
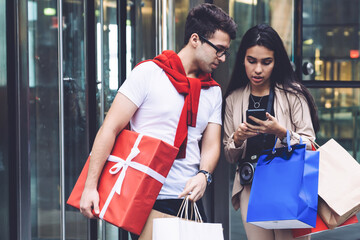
244,94,276,162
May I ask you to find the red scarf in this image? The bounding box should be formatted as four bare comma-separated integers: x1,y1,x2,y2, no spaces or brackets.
137,50,219,158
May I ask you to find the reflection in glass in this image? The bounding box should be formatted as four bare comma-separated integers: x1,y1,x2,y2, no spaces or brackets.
63,1,89,239
96,0,119,121
126,0,156,71
174,0,189,52
310,88,360,162
28,0,61,238
28,0,89,239
303,0,360,81
126,0,189,76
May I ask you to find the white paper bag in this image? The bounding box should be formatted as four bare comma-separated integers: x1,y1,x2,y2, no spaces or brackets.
152,197,224,240
153,218,224,240
139,210,175,240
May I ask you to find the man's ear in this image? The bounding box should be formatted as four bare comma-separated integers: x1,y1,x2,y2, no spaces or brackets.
189,33,200,48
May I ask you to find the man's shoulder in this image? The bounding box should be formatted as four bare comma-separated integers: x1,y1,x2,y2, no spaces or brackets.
134,60,161,71
202,85,222,98
129,61,165,80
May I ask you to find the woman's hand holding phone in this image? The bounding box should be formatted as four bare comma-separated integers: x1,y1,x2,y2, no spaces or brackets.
234,110,287,147
233,111,263,147
246,112,287,139
246,109,267,126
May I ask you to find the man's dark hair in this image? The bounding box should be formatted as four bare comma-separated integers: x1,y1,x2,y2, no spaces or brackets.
184,3,237,45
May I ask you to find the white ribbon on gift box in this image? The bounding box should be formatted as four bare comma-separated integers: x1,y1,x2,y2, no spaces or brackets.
99,133,167,219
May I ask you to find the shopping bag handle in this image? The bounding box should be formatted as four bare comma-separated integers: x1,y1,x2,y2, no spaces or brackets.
273,130,291,153
272,130,304,154
177,196,203,223
307,137,320,149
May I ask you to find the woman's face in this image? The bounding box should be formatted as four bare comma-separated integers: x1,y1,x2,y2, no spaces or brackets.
244,45,275,89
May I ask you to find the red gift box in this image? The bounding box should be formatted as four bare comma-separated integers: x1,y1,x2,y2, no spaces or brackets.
67,129,179,235
292,214,358,238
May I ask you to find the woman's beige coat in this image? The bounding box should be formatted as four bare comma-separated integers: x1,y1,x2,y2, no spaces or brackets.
223,84,316,210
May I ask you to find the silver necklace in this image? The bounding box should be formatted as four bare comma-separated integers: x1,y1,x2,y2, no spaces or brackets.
250,94,263,109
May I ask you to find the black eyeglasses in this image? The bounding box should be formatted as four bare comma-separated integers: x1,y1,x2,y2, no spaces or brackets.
198,34,230,58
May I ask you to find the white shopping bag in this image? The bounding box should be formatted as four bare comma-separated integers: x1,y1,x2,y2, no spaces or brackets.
152,197,224,240
153,218,224,240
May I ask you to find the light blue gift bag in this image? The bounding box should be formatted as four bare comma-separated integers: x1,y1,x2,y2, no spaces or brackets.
247,131,319,229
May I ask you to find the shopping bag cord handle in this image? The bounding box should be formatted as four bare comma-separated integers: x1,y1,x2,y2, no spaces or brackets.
177,196,203,222
273,130,294,153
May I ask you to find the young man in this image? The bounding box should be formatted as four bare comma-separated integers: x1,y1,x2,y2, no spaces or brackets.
79,3,237,238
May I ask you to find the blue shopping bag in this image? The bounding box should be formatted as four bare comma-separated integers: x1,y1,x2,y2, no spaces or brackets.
247,132,319,229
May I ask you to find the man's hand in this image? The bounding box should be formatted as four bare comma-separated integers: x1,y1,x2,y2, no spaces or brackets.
80,187,100,219
178,173,207,202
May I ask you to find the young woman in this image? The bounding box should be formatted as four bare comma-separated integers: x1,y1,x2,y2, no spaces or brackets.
223,24,319,240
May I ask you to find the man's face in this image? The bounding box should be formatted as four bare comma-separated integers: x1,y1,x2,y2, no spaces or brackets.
195,30,231,74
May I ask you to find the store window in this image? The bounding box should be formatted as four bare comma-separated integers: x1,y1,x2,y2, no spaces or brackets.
310,88,360,162
302,0,360,81
303,0,360,163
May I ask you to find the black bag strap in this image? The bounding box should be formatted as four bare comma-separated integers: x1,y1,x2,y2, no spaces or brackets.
242,87,275,163
261,87,274,146
266,87,275,114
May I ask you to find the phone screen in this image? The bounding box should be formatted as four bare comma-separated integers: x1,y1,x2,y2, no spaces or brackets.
246,109,266,125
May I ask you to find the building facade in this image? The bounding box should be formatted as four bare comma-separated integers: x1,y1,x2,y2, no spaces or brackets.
1,0,359,239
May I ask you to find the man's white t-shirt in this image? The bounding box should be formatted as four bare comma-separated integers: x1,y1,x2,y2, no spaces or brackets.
118,61,222,199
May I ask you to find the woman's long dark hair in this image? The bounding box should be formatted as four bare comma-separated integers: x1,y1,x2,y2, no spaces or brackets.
224,24,319,132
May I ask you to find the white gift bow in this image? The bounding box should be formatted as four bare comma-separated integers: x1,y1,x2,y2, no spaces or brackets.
99,133,167,219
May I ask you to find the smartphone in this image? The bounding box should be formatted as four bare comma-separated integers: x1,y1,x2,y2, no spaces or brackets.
246,109,267,125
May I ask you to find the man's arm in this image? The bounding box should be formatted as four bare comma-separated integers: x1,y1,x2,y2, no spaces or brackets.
80,92,138,218
179,122,221,202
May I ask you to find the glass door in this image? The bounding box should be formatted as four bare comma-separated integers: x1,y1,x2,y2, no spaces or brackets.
28,0,62,238
28,0,88,239
63,0,88,239
24,0,191,239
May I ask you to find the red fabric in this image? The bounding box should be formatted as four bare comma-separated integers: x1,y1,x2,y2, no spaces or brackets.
311,144,316,151
67,130,179,235
292,214,358,238
137,50,219,158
